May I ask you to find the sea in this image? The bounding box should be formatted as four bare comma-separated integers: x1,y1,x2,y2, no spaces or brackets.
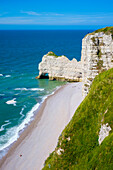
0,30,93,159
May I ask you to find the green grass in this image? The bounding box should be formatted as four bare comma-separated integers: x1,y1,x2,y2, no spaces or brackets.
43,68,113,170
94,26,113,35
46,51,65,58
92,26,113,39
85,27,113,39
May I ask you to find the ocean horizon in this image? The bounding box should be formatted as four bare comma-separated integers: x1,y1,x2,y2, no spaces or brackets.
0,29,93,158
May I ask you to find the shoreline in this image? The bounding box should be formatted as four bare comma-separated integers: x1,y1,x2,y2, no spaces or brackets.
0,82,83,170
0,84,66,167
0,84,64,159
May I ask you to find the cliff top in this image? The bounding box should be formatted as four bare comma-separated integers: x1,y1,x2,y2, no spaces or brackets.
94,26,113,35
46,51,66,58
87,26,113,38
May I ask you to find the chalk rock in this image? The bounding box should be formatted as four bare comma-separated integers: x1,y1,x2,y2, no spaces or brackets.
56,148,64,155
37,28,113,98
98,123,111,145
38,52,82,82
81,30,113,97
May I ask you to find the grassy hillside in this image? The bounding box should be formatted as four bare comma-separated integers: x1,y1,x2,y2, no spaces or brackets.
43,68,113,170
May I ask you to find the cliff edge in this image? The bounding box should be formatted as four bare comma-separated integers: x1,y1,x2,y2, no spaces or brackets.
82,27,113,97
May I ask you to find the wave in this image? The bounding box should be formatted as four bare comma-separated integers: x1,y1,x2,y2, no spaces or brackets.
14,87,44,91
5,75,11,78
0,102,40,152
0,74,11,77
0,74,11,78
0,86,62,158
6,98,17,106
20,105,26,119
14,88,27,91
0,94,5,96
14,93,20,96
29,88,44,91
0,120,11,132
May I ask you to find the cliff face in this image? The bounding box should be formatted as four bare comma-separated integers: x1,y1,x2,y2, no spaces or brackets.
38,27,113,97
82,28,113,97
38,51,82,82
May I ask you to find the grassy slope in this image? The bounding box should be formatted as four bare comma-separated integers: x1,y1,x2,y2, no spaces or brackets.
43,68,113,170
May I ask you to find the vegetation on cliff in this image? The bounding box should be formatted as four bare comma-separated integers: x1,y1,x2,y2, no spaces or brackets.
86,26,113,39
46,51,66,58
94,26,113,36
89,26,113,39
46,51,58,57
43,68,113,170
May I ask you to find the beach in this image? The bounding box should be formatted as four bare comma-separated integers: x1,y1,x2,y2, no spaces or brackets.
0,82,83,170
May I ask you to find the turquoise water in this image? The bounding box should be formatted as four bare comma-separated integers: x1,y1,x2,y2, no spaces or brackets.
0,30,93,158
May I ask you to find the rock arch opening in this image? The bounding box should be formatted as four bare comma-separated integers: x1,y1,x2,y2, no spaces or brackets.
39,73,49,79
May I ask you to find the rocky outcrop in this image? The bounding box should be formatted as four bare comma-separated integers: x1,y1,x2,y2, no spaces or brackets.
82,28,113,97
37,27,113,97
37,51,82,82
98,123,111,145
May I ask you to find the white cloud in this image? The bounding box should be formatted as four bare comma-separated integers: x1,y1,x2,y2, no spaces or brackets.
20,10,41,16
45,13,64,16
0,12,8,16
0,12,113,25
0,17,33,24
20,11,64,16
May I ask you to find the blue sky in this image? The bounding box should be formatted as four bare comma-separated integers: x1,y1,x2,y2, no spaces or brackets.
0,0,113,30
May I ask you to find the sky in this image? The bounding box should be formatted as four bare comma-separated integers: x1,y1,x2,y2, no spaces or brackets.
0,0,113,30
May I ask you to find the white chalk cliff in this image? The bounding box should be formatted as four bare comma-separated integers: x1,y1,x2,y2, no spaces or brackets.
82,29,113,97
37,51,82,82
37,27,113,97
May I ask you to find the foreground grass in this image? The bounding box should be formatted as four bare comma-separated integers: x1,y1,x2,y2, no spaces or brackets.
43,68,113,170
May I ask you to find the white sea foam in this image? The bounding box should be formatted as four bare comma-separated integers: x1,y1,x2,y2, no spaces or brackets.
29,88,44,91
14,87,44,91
14,88,27,91
0,121,11,132
0,102,40,151
0,86,62,157
5,75,11,78
6,98,17,106
0,94,5,96
14,93,19,96
5,120,10,123
20,105,26,119
0,74,3,77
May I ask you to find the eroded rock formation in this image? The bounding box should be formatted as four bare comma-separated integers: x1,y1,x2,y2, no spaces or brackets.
37,51,82,82
37,27,113,97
